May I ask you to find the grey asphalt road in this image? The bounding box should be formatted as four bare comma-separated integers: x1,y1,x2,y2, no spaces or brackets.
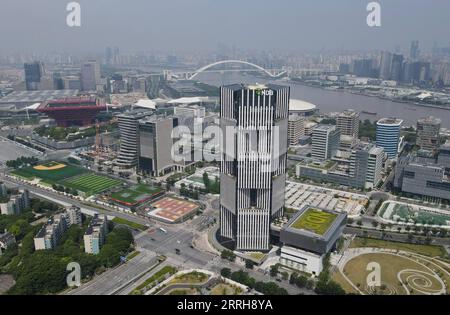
67,251,158,295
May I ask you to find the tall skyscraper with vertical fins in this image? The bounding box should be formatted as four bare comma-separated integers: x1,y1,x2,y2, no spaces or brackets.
219,83,289,251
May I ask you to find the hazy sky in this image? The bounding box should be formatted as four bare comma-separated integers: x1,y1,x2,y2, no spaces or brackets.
1,0,450,54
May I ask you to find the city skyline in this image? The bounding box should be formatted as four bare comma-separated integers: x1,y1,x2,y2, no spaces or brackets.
1,0,450,54
1,1,450,299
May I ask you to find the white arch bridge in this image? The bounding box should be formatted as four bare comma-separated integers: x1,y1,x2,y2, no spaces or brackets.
171,60,288,80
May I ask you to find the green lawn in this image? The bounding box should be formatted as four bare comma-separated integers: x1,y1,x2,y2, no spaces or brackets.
112,217,147,231
187,176,205,184
64,174,122,195
340,253,444,295
351,237,447,258
110,184,163,205
171,271,209,285
126,251,141,260
133,266,177,293
291,208,337,235
11,163,86,183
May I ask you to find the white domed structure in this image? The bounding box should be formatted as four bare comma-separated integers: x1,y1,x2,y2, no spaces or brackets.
289,99,317,116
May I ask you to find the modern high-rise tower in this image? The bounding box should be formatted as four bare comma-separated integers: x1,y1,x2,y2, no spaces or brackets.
379,51,393,80
376,118,403,159
24,61,44,91
219,83,289,251
410,40,420,60
116,110,153,168
81,61,101,91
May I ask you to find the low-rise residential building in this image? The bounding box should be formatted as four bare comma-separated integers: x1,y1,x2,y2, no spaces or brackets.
0,189,29,215
0,182,7,198
0,232,16,256
66,206,82,226
84,214,108,254
33,206,83,251
34,213,69,250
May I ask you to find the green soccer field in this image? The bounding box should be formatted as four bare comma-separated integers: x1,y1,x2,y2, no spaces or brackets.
110,184,163,205
63,174,122,195
11,163,86,183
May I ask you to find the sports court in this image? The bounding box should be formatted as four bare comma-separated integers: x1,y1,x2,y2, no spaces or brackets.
110,184,164,207
149,197,199,223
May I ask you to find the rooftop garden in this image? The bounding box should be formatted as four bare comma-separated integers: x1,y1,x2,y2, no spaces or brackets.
291,208,338,235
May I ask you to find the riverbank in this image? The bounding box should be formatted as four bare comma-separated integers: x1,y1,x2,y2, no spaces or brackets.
288,79,450,112
196,72,450,127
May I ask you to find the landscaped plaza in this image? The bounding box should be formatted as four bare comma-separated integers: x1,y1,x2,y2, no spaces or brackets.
377,200,450,228
333,238,450,295
146,270,248,296
174,166,219,191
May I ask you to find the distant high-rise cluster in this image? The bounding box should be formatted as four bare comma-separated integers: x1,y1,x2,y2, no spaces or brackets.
380,51,404,82
105,46,121,65
339,41,432,85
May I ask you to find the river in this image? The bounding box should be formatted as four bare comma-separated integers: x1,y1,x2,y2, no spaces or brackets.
195,72,450,128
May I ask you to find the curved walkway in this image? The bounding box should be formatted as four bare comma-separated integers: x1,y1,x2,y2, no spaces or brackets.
337,247,449,295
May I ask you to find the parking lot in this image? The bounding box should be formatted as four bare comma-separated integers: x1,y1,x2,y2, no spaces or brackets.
285,181,368,218
0,138,37,165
